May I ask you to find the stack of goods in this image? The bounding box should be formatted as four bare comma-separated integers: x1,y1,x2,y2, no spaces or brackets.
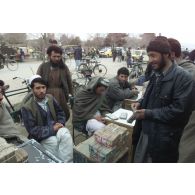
89,123,130,162
0,137,28,163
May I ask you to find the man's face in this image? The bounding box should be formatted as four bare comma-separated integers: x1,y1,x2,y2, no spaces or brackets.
148,51,167,71
117,74,129,83
0,88,3,105
95,86,107,96
32,83,47,100
49,51,62,64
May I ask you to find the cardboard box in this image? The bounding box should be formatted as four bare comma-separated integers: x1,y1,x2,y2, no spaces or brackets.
73,136,129,163
94,123,129,148
89,136,120,162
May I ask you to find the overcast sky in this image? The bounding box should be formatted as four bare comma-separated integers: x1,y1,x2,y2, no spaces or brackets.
71,32,195,49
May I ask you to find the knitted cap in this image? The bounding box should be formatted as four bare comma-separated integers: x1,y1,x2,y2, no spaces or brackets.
147,36,171,54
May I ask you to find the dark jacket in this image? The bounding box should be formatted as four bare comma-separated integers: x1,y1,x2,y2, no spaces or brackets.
37,61,73,100
106,77,135,110
132,64,194,162
74,47,82,60
21,94,66,142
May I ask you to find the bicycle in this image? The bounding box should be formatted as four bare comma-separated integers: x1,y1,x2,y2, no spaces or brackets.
72,71,92,97
4,77,31,122
129,62,144,79
0,54,19,71
77,57,107,79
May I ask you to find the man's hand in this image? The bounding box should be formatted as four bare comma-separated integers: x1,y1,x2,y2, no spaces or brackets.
94,115,105,123
53,123,64,132
131,102,141,111
131,89,139,96
134,109,145,120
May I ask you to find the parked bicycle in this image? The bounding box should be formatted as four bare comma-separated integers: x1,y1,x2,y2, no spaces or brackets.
129,62,144,79
77,57,107,79
0,54,19,71
3,77,31,123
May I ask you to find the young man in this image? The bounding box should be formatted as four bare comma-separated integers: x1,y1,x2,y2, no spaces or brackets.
106,67,139,111
72,77,111,136
74,45,82,70
126,47,132,68
168,38,195,80
131,36,194,163
21,76,73,162
37,45,73,120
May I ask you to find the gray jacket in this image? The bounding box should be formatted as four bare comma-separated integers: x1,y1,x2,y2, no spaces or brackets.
106,77,135,110
179,111,195,162
179,60,195,80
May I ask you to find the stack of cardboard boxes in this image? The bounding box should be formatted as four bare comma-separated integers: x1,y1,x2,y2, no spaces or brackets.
74,123,130,163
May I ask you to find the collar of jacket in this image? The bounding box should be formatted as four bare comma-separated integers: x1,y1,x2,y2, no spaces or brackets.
160,63,177,82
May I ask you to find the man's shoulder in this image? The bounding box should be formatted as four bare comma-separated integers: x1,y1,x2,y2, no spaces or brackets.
22,95,34,107
174,64,193,82
109,77,118,85
39,61,50,68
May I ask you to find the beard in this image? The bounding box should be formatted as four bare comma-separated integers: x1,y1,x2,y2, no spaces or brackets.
151,54,166,73
51,61,60,68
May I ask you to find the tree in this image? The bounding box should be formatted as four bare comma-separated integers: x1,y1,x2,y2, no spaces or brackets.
60,34,71,45
104,33,128,47
69,36,81,45
84,33,105,49
140,33,156,48
3,33,27,45
124,36,142,49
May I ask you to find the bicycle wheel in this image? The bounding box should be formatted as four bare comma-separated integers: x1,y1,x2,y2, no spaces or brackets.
93,64,107,77
77,63,89,78
129,70,136,79
72,81,83,96
7,60,18,71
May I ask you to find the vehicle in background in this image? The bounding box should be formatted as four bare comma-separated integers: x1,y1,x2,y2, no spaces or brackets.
131,49,149,62
99,47,112,58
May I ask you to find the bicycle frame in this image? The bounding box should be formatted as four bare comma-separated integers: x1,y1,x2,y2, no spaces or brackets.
4,87,30,111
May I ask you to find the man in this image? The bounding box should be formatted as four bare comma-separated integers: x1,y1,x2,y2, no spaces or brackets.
0,80,26,140
131,36,194,163
126,47,132,68
106,67,139,111
168,38,195,80
72,77,111,136
0,51,5,68
21,76,73,162
74,45,82,70
189,49,195,62
37,45,73,120
112,48,117,62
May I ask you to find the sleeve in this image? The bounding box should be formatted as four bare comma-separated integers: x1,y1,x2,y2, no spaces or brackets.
36,63,43,76
107,83,135,101
145,75,194,124
21,107,55,141
65,65,73,95
53,98,66,125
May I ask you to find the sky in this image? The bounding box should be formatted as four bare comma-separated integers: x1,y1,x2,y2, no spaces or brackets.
28,33,195,50
71,32,195,50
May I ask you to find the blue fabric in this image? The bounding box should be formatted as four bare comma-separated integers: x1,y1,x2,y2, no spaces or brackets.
21,98,66,142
